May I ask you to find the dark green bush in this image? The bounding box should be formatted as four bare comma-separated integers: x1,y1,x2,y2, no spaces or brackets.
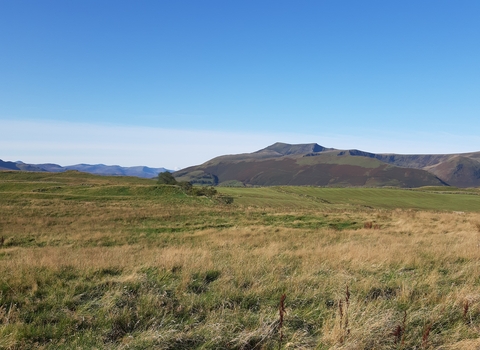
157,172,177,185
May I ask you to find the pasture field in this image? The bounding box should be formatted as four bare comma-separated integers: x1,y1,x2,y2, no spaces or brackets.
1,171,480,349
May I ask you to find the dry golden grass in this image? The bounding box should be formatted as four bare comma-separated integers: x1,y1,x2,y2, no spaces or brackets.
1,174,480,349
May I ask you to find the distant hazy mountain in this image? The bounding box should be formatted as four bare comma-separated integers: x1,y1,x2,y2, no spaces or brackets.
174,142,480,188
0,160,170,178
0,159,45,172
60,164,170,178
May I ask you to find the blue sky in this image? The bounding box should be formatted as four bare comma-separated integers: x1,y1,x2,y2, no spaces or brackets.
1,1,479,168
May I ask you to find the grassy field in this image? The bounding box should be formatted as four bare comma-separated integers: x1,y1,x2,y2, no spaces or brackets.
219,186,480,211
1,171,480,349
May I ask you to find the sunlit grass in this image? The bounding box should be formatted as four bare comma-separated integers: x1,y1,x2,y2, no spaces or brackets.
1,171,480,349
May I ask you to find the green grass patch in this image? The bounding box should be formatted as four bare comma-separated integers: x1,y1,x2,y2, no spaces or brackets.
219,186,480,211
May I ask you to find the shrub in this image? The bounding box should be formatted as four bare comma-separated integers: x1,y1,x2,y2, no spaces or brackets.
217,196,234,205
178,181,193,192
192,186,217,197
157,172,177,185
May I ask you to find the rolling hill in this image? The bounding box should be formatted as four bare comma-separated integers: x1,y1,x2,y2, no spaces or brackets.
174,142,480,188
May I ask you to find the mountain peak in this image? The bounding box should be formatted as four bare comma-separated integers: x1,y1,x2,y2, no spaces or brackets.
261,142,330,156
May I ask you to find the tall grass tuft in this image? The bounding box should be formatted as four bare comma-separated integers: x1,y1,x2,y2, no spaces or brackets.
278,293,286,346
422,323,432,349
392,311,406,345
463,300,470,323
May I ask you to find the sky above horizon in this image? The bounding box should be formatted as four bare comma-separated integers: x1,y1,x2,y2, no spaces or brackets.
1,1,479,169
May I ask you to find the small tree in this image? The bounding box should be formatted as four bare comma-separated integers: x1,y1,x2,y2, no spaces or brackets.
157,171,177,185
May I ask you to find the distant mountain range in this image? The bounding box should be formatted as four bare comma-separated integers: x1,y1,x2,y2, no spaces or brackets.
0,160,170,178
4,143,480,187
174,142,480,188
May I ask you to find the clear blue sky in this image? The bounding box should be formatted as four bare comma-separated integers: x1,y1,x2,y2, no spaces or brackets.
1,1,479,168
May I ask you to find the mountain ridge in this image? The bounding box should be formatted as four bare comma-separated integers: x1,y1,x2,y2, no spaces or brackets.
174,142,480,188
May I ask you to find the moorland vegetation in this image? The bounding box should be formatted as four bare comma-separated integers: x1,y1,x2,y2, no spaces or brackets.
1,171,480,349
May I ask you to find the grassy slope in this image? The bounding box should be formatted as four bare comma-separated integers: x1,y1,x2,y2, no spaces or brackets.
1,171,480,349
